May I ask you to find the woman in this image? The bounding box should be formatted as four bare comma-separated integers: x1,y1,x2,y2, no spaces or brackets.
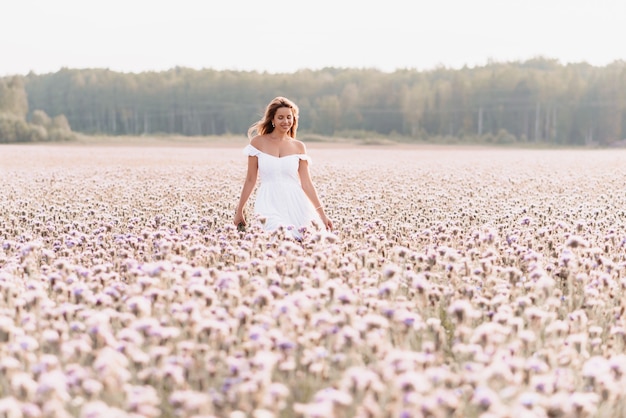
234,97,333,237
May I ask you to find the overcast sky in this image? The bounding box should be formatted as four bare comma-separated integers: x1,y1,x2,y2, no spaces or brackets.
2,0,624,76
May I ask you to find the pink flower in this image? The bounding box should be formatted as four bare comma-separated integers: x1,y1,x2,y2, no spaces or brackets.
313,387,353,406
36,370,70,402
0,397,22,417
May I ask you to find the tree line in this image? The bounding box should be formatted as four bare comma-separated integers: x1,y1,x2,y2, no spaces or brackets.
2,58,625,145
0,77,75,143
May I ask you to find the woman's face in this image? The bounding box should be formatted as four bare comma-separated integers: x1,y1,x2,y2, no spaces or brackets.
272,107,294,133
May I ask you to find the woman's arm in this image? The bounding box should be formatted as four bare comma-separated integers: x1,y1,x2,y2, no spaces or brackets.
298,159,333,230
234,156,258,227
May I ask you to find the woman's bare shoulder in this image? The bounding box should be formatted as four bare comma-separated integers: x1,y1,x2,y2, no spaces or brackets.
250,135,266,148
293,139,307,153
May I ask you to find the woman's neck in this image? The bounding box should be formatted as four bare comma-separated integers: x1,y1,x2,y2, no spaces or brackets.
268,133,290,141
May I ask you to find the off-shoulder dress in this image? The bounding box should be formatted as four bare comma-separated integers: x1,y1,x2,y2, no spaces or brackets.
243,144,322,235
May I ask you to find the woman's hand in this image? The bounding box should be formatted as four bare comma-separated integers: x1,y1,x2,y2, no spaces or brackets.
320,214,333,231
234,211,246,230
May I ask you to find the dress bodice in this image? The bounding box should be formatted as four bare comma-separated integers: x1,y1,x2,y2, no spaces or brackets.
243,144,310,186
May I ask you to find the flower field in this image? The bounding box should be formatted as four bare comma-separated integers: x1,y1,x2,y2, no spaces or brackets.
1,143,626,418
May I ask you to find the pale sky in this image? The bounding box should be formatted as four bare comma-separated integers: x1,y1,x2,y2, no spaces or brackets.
2,0,624,76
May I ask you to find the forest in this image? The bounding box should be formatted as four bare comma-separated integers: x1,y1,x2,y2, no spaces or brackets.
1,57,625,145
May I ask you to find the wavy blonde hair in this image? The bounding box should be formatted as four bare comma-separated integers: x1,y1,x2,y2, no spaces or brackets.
247,96,299,140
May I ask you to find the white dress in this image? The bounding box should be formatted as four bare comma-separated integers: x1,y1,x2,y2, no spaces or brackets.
244,144,322,235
